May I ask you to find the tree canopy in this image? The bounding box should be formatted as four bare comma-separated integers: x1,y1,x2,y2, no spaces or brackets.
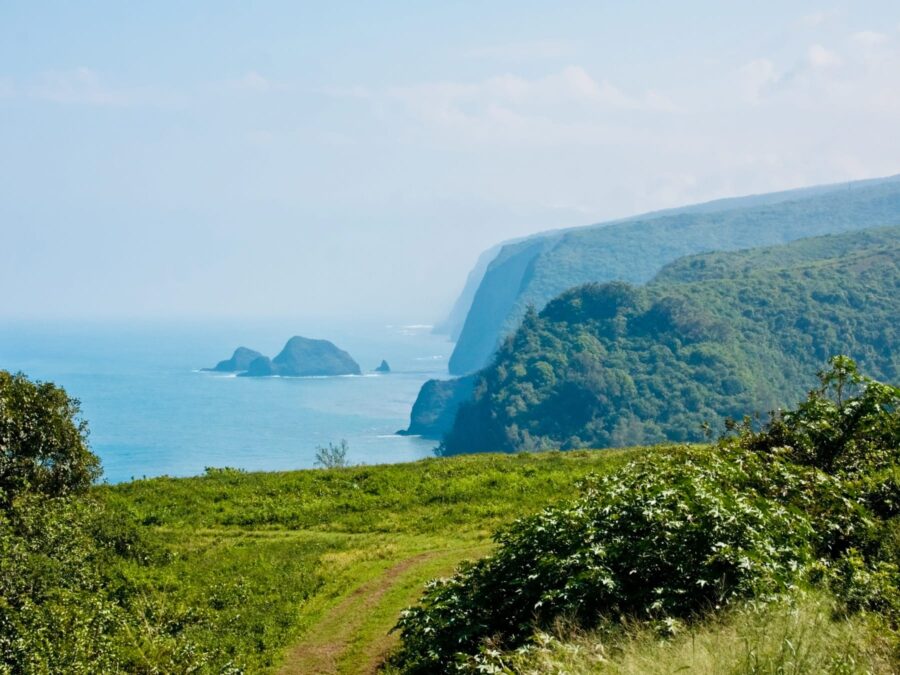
0,371,100,506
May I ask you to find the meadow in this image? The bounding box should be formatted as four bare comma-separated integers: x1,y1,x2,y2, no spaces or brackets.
98,449,636,673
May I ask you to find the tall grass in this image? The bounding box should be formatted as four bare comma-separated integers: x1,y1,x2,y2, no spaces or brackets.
509,593,895,674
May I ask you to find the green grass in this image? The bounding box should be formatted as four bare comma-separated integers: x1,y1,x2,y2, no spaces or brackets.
503,592,896,674
98,448,637,673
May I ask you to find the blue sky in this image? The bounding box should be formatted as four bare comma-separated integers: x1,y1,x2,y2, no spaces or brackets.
2,1,899,320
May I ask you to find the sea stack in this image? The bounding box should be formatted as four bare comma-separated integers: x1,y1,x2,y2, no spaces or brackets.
204,347,263,373
375,360,391,373
240,336,361,377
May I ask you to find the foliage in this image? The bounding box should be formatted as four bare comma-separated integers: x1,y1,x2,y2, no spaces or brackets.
0,493,197,673
0,371,101,507
315,439,350,468
393,445,816,672
394,359,900,673
741,355,900,476
441,227,900,455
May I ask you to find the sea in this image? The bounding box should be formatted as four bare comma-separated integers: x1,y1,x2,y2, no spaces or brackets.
0,319,453,483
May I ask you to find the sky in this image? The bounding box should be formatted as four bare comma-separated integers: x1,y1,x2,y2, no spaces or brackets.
2,1,900,322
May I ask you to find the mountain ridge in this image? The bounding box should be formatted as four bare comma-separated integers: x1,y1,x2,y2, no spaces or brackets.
439,225,900,454
447,174,900,375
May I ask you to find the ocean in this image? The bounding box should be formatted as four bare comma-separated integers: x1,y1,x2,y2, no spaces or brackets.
0,319,452,483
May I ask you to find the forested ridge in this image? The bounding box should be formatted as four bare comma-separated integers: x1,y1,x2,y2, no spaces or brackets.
441,226,900,455
448,176,900,374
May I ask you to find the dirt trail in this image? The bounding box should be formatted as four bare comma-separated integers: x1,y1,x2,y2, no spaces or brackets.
277,551,440,675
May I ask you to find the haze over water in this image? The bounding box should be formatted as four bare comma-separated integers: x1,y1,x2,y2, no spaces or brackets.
0,319,450,483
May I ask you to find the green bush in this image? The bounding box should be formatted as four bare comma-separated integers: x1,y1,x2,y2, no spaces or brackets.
0,371,100,506
394,358,900,672
394,445,815,672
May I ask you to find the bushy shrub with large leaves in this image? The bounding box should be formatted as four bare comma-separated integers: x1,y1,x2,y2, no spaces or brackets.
394,357,900,672
743,355,899,477
395,445,817,672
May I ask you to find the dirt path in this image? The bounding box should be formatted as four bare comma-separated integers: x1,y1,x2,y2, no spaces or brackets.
277,551,441,675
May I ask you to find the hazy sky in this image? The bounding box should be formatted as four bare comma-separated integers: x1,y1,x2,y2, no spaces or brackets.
2,1,900,321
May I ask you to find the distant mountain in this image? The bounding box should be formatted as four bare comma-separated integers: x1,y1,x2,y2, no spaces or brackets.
448,175,900,375
204,347,263,373
438,226,900,454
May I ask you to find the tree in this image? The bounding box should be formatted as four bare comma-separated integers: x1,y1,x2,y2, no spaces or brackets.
0,371,100,507
314,439,350,469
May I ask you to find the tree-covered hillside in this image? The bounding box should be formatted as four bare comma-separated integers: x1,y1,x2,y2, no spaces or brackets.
440,226,900,455
448,175,900,375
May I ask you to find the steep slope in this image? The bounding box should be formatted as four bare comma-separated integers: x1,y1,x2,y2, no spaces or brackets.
397,375,476,439
448,175,900,374
440,226,900,455
432,244,503,341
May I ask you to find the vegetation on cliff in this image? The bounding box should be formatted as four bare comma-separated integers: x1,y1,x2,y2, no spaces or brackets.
441,226,900,455
448,176,900,374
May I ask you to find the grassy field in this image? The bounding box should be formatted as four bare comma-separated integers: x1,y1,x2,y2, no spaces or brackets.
99,448,638,673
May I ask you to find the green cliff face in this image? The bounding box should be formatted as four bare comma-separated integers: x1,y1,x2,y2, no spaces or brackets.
448,175,900,375
398,374,475,438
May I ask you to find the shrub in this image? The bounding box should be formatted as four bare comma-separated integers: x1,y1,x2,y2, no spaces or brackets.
742,355,900,476
394,445,814,672
394,357,900,672
314,439,350,468
0,371,100,506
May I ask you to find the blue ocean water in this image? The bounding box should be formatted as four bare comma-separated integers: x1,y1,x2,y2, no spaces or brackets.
0,319,452,483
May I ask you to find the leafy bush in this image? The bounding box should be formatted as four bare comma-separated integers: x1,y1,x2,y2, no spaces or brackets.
395,358,900,672
394,445,815,672
0,374,219,673
0,495,157,672
0,371,101,506
743,355,900,476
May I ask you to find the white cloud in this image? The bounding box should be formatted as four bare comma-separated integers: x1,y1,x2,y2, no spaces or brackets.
388,65,671,114
848,30,893,67
28,67,173,106
375,66,678,147
807,44,842,68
